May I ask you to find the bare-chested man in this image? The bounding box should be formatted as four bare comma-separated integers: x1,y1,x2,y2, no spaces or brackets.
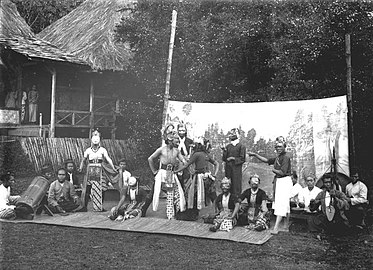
142,130,187,219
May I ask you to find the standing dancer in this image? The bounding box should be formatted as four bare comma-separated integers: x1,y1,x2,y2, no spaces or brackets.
175,137,219,210
248,136,292,234
177,123,194,191
79,129,117,211
222,128,246,196
146,130,186,219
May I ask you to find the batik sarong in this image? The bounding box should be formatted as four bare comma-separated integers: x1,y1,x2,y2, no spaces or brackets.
187,173,205,210
152,168,186,219
213,210,237,232
87,163,103,211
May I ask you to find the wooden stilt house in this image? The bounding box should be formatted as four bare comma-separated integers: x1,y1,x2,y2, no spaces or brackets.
38,0,142,140
0,0,90,138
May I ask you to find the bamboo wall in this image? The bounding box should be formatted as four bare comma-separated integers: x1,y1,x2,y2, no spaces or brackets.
18,137,141,173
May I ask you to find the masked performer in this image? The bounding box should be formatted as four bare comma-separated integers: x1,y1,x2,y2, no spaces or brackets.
79,129,117,211
109,176,147,221
222,128,246,196
249,136,292,234
177,123,194,190
209,178,240,232
146,128,187,219
175,137,219,210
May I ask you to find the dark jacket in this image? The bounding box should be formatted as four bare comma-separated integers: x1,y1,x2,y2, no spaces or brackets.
239,188,268,217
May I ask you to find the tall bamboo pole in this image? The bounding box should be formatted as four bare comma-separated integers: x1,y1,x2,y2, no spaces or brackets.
89,76,95,138
345,33,355,168
161,10,178,129
50,68,57,138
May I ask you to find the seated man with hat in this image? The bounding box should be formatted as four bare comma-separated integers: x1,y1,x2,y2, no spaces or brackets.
109,176,147,221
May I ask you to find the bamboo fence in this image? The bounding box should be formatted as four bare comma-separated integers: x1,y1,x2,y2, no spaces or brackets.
17,137,140,173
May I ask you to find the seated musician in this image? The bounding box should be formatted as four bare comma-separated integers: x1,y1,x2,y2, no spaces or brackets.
47,168,83,214
309,173,350,234
144,128,186,219
109,177,147,221
209,178,240,232
345,170,369,229
237,174,270,231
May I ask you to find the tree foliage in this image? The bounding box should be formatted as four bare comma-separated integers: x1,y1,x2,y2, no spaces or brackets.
116,0,373,177
12,0,373,180
14,0,83,34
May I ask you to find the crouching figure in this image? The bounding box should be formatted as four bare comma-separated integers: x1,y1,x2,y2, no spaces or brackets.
109,177,147,221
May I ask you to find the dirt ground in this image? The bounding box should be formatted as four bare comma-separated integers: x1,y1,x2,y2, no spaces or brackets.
0,220,372,269
1,176,373,269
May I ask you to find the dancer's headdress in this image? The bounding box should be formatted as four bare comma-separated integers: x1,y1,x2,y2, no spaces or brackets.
249,174,260,184
275,136,286,148
228,128,240,139
221,177,231,188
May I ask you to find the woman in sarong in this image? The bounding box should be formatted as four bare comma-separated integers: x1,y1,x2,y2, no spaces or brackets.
209,178,240,232
79,129,117,211
109,177,147,221
237,174,270,231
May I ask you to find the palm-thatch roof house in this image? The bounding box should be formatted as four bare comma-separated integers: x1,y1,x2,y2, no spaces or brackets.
38,0,144,139
0,0,90,137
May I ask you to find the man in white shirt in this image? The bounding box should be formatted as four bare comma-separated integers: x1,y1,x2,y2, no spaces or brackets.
345,171,368,228
0,173,20,219
298,174,322,212
118,158,131,188
290,171,303,207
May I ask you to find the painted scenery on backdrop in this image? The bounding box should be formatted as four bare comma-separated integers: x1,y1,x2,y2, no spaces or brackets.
165,96,348,195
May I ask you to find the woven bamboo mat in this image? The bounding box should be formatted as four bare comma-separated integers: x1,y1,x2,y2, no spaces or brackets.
2,199,272,245
2,213,272,245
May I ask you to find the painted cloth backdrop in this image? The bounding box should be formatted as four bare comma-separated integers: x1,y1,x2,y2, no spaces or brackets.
165,96,349,196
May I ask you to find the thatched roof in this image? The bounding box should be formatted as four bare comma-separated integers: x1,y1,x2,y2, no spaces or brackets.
38,0,135,71
0,0,88,66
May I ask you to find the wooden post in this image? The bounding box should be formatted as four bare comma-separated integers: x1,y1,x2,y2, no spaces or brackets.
345,33,355,168
50,68,57,138
39,112,43,137
89,76,95,138
161,10,178,129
